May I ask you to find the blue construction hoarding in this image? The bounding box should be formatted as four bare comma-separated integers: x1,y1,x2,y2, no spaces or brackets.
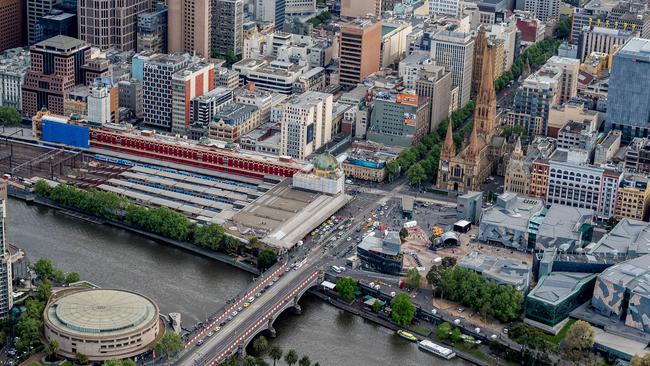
42,118,90,148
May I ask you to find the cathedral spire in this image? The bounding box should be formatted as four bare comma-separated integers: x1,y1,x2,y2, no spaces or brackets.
513,135,523,159
473,29,497,136
467,123,480,159
441,118,455,160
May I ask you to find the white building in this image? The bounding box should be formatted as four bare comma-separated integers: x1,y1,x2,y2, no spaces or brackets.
487,21,517,72
280,91,333,159
547,148,622,220
430,0,460,17
285,0,315,16
578,26,637,61
381,22,413,68
523,0,559,21
430,30,474,107
0,183,12,319
398,51,433,89
0,48,30,111
87,84,112,124
233,58,308,94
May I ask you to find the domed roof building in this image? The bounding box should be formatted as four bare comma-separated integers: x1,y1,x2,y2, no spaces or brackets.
293,154,345,194
312,153,339,171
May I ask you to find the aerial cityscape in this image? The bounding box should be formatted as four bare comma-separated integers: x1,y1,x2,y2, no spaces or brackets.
2,0,650,365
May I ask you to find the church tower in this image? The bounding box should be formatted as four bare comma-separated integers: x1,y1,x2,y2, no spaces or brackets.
440,119,455,161
473,29,497,137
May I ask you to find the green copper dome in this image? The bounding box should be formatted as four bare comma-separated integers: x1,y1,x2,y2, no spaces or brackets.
312,153,338,171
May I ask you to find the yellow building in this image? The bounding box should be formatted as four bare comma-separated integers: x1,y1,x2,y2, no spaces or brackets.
615,175,650,221
580,52,609,78
504,138,530,195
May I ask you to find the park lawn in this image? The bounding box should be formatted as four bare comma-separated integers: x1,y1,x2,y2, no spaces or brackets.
60,361,73,366
410,324,432,337
457,343,496,366
548,319,576,345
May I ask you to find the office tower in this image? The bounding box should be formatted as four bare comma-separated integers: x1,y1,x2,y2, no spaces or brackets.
170,61,215,134
168,0,211,57
280,91,333,159
429,0,459,17
430,30,474,107
35,10,78,44
78,0,152,51
87,80,118,125
118,79,143,117
0,183,13,319
27,0,57,45
21,35,91,117
578,26,635,61
0,0,24,52
415,65,452,132
339,19,381,88
341,0,382,18
138,2,168,53
142,53,191,129
256,0,285,30
606,38,650,142
212,0,244,57
523,0,559,21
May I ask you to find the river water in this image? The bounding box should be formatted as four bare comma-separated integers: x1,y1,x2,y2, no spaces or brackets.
7,199,471,366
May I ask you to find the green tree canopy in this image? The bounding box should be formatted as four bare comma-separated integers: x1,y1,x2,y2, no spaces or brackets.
335,277,357,302
0,106,20,125
406,163,426,186
284,349,298,366
372,299,382,313
252,336,269,356
390,293,416,326
269,345,283,366
65,272,81,284
194,224,225,250
437,322,452,340
257,249,278,271
632,353,650,366
154,332,184,359
405,268,421,289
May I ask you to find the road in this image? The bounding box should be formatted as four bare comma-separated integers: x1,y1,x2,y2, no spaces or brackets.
174,192,389,366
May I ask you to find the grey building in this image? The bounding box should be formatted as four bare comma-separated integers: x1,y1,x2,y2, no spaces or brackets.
430,30,474,107
118,79,143,118
571,1,650,45
188,87,234,139
142,53,191,129
594,130,621,165
366,91,430,148
137,2,168,53
415,65,452,133
0,183,12,319
557,121,598,152
78,0,153,51
211,0,244,57
606,38,650,142
0,48,30,111
459,250,532,291
457,191,483,224
578,26,635,61
27,0,57,45
357,231,403,275
35,10,77,44
588,218,650,257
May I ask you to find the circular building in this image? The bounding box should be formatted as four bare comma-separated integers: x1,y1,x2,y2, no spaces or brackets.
44,288,161,361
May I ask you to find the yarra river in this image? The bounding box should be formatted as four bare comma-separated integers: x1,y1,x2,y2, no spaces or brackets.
7,199,471,366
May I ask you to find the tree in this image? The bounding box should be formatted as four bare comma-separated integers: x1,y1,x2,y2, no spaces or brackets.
243,356,257,366
34,180,52,197
480,302,495,322
76,353,89,365
252,336,269,357
437,322,452,340
0,106,21,125
257,249,277,271
632,353,650,366
450,328,462,343
564,320,595,363
405,268,421,289
426,266,444,290
371,299,382,313
269,345,283,366
386,161,400,182
37,280,52,302
606,216,619,231
390,293,416,326
154,332,184,359
299,356,311,366
45,340,59,361
399,227,408,239
284,349,298,366
335,277,357,302
34,258,55,280
194,224,225,250
65,272,81,284
441,257,456,268
406,163,426,186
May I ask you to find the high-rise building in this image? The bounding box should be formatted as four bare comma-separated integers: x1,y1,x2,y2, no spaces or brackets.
280,91,333,159
35,10,78,44
0,183,13,319
27,0,57,45
285,0,315,16
255,0,285,30
429,0,459,17
137,2,168,53
0,0,24,52
118,79,143,118
211,0,244,57
430,30,474,107
415,64,452,132
87,80,119,125
546,56,579,105
339,19,381,88
171,61,215,134
21,35,91,117
570,2,650,45
142,53,191,129
366,91,430,148
78,0,152,51
168,0,211,57
522,0,559,21
606,38,650,142
578,26,635,61
341,0,382,18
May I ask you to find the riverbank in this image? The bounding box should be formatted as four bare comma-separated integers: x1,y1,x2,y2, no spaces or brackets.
8,186,260,275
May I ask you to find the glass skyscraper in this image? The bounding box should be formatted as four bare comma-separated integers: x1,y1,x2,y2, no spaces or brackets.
606,38,650,141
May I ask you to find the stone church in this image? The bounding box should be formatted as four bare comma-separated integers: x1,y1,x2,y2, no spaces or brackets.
436,27,507,193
